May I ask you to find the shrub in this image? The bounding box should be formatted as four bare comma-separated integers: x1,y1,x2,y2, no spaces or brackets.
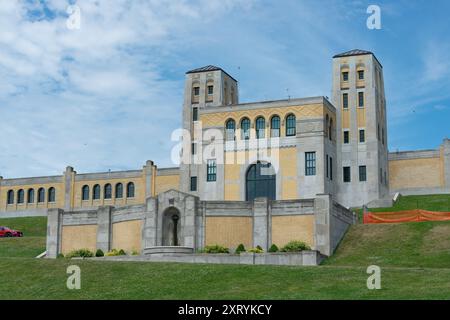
235,244,246,254
268,244,279,253
105,249,127,256
256,245,263,251
281,240,311,252
204,244,229,254
95,249,104,257
57,253,65,259
66,249,94,259
131,250,140,256
247,247,264,254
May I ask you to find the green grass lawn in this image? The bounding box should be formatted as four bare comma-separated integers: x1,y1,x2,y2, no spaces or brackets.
1,195,450,299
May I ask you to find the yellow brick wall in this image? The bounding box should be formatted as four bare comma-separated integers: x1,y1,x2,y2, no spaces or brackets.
271,215,315,248
155,174,180,195
61,225,98,254
357,107,366,128
112,220,142,252
0,181,64,212
205,217,253,248
389,157,444,190
280,148,298,199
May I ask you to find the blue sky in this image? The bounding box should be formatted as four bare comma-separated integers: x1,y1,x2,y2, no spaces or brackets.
0,0,449,178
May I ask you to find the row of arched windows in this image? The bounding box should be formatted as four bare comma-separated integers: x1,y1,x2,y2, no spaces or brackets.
225,114,296,141
81,182,135,201
7,187,56,205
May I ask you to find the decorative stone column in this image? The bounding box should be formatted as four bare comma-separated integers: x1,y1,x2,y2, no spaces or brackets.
143,160,155,198
46,208,63,258
253,197,270,250
142,197,158,251
64,166,75,211
96,206,112,253
314,194,331,256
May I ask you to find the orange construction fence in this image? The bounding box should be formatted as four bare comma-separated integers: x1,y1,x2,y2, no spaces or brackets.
363,209,450,224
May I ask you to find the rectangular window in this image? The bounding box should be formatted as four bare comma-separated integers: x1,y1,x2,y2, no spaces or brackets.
342,72,349,82
326,155,329,179
330,157,333,180
305,152,316,176
207,160,217,182
380,168,383,184
194,87,200,96
343,166,351,183
382,128,385,145
192,107,198,121
343,93,348,109
358,70,364,80
190,176,197,191
359,166,367,182
359,129,365,143
343,130,350,144
358,92,364,107
191,143,196,155
208,85,214,95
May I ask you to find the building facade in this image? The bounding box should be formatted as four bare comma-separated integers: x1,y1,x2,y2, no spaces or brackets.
1,49,449,257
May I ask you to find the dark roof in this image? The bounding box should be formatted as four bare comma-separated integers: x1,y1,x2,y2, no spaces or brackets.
186,65,238,82
333,49,382,67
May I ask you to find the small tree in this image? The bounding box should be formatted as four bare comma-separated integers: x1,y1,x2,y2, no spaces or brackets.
235,244,246,254
268,244,279,253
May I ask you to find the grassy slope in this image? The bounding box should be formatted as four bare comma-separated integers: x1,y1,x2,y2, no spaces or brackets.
1,196,450,299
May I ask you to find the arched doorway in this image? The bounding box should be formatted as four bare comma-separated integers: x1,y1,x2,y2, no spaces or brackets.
162,207,181,246
246,162,276,201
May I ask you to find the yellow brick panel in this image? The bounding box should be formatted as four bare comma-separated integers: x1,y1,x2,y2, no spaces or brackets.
205,217,253,248
155,175,180,195
61,225,97,254
389,158,443,190
112,220,142,252
271,215,315,248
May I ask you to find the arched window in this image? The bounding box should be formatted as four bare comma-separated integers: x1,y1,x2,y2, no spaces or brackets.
17,189,24,204
286,114,296,136
246,162,276,202
38,188,45,203
115,183,123,199
225,119,236,141
7,190,14,205
271,115,280,137
27,189,35,203
127,182,135,198
104,184,112,199
82,185,90,201
93,184,101,200
240,118,250,140
48,187,56,203
255,117,265,139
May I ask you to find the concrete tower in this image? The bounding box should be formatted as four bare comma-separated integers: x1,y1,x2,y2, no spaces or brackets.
179,65,239,197
332,50,389,207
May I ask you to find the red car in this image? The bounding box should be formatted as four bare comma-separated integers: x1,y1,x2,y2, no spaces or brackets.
0,226,23,237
